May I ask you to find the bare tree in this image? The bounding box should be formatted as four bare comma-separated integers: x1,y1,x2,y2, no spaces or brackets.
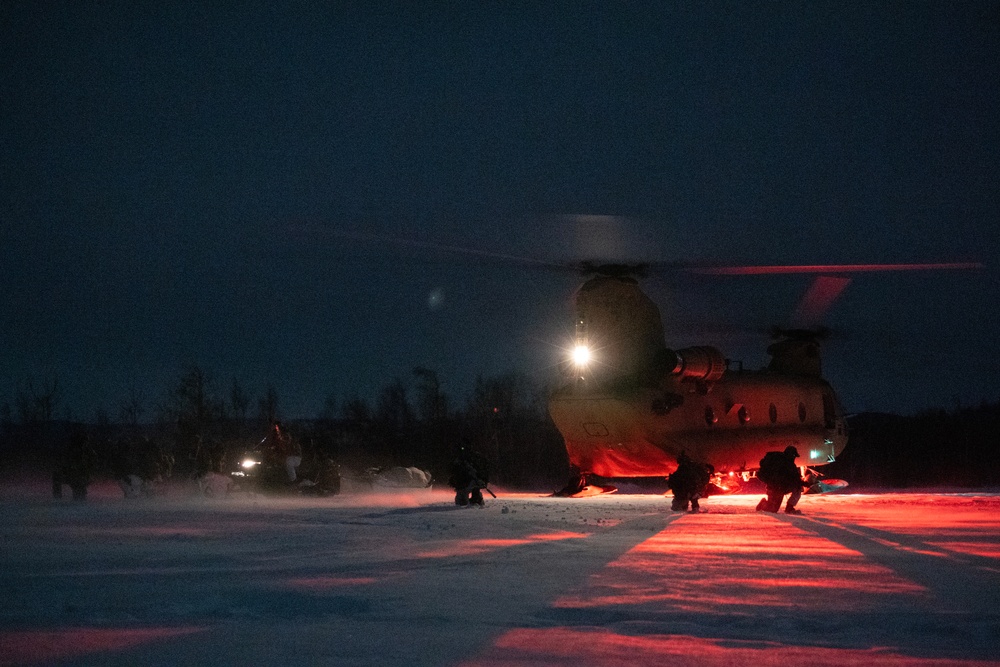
376,379,414,433
413,367,452,469
465,372,561,486
257,384,280,425
374,378,415,465
118,386,145,426
16,376,60,424
319,393,340,421
341,395,371,422
160,366,227,470
413,367,448,423
230,379,250,422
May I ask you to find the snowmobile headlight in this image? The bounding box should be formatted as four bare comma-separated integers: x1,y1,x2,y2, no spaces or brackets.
241,459,260,469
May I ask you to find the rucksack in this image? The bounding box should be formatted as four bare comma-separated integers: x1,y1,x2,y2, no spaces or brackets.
757,451,784,485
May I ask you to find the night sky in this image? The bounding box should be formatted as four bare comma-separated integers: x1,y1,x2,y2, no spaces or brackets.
2,2,998,420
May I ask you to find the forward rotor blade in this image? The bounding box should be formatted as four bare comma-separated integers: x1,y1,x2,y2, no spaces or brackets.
300,228,573,271
294,224,985,279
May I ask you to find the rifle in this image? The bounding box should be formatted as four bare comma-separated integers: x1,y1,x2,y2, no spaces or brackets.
466,478,496,498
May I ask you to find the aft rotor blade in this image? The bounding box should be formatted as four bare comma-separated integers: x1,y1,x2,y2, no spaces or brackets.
791,276,853,328
684,262,984,275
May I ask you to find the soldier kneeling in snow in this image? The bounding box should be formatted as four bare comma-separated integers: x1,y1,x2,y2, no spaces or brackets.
668,452,711,513
448,445,489,507
756,446,807,514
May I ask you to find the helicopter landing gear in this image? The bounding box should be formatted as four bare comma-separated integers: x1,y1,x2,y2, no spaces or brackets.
553,470,587,497
552,468,617,497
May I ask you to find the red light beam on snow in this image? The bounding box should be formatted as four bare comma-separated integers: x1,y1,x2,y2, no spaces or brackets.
284,576,380,590
416,531,590,558
0,627,208,666
460,627,998,667
553,517,925,612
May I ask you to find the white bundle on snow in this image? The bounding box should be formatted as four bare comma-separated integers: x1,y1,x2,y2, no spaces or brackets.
374,467,432,488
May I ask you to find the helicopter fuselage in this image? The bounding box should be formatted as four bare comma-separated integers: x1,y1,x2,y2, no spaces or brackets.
548,369,847,478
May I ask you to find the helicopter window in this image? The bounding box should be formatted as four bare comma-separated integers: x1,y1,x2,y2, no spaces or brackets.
737,405,749,424
704,406,717,426
769,403,778,423
798,402,807,422
583,422,610,437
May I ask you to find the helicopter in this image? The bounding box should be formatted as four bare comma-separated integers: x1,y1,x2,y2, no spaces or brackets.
544,260,982,496
312,226,981,495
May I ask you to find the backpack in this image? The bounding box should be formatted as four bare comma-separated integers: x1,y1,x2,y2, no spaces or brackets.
757,451,784,485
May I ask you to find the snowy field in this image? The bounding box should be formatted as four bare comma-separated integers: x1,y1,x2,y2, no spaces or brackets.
2,479,1000,666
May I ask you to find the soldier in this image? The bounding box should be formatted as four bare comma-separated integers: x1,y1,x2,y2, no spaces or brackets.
448,445,489,507
668,452,711,513
756,446,806,514
267,421,302,484
52,426,96,501
303,455,341,496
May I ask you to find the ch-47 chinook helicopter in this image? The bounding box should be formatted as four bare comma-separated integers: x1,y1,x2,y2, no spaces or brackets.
315,227,980,496
546,260,983,496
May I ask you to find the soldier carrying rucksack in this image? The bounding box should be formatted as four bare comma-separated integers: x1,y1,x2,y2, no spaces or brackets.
668,452,711,513
756,446,807,514
448,444,491,507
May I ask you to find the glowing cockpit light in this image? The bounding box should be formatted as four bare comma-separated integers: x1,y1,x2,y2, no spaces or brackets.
572,345,591,367
241,459,259,469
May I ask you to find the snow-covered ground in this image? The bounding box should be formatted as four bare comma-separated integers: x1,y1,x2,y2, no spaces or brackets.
2,478,999,666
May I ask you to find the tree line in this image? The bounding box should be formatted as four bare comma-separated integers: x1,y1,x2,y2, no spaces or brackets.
0,366,570,490
3,369,998,490
827,402,1000,488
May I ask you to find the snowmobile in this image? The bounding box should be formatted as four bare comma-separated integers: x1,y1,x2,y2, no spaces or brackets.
228,448,341,496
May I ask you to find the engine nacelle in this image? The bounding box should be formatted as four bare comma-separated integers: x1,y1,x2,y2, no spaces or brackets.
669,346,726,383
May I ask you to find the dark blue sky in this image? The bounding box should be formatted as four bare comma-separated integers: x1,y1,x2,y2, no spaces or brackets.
2,2,998,420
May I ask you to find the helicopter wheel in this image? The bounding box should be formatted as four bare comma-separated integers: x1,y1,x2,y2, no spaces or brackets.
552,469,618,497
552,468,588,497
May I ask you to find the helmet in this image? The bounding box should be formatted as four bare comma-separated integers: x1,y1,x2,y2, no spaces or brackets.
784,446,800,458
